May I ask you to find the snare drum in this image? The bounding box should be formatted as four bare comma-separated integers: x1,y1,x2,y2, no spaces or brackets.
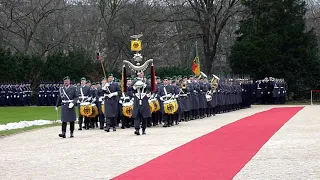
163,99,178,114
122,102,133,118
88,104,99,118
80,102,92,117
101,101,104,114
148,98,160,113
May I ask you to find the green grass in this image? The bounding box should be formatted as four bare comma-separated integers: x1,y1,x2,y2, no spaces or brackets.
0,106,62,124
0,106,66,137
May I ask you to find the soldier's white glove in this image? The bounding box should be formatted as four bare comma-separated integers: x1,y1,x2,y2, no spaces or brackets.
278,92,280,94
147,93,151,98
160,96,164,101
87,97,92,101
108,92,118,98
55,107,58,111
68,102,74,108
175,95,179,98
99,97,103,102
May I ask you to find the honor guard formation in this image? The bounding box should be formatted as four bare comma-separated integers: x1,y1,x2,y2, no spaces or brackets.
0,83,32,106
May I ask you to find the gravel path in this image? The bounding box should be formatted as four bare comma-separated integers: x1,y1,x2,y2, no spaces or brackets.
1,105,315,180
234,105,320,180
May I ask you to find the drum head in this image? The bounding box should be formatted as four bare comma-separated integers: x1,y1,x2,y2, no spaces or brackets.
164,99,173,104
123,102,133,106
80,102,90,106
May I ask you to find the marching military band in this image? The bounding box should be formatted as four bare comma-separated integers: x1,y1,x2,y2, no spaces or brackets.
54,73,258,138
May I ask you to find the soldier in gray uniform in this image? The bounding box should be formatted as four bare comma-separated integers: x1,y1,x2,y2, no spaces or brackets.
178,78,191,121
131,71,151,135
96,78,105,129
198,77,208,118
55,76,78,138
102,74,121,132
158,77,175,127
272,82,280,104
77,77,91,130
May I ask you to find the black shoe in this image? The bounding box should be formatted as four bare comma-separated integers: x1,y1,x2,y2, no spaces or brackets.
70,133,74,138
163,124,168,127
113,127,116,131
105,128,110,132
121,126,125,129
134,130,140,135
78,128,82,130
142,129,146,135
59,133,66,138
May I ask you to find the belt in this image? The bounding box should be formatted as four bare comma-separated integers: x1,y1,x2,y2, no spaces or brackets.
62,100,73,103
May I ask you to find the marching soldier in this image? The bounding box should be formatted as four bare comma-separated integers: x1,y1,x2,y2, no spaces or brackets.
102,74,121,132
55,76,78,138
77,77,91,130
171,80,180,125
131,71,151,135
120,77,134,129
158,77,174,127
96,78,105,129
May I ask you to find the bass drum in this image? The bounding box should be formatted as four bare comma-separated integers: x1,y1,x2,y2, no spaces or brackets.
80,102,92,117
163,99,178,114
122,102,133,118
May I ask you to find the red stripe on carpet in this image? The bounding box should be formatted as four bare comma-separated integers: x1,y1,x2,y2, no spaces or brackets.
112,107,304,180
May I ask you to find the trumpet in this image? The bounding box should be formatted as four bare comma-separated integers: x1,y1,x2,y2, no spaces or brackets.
180,81,187,89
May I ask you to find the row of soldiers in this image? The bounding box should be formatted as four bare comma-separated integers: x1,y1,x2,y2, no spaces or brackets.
254,77,287,104
0,84,32,106
56,73,254,137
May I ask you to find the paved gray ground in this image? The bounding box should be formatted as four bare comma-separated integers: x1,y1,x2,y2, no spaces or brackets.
0,105,273,180
1,105,317,180
234,105,320,180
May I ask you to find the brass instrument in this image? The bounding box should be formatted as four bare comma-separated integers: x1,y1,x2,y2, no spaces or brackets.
210,74,219,90
181,81,187,89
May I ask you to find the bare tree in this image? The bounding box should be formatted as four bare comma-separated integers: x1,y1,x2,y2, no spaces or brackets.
0,0,68,54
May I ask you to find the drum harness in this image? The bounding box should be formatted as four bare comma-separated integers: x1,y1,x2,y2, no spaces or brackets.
60,87,73,104
78,87,89,104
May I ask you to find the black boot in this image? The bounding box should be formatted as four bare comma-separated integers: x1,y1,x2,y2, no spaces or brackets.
134,129,140,135
59,132,66,138
113,127,116,131
105,125,110,132
70,132,74,138
142,129,146,135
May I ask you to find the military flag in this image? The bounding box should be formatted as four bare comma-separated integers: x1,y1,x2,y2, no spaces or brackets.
191,42,200,76
121,65,127,92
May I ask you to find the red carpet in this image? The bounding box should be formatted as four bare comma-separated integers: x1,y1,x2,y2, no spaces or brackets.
112,107,303,180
